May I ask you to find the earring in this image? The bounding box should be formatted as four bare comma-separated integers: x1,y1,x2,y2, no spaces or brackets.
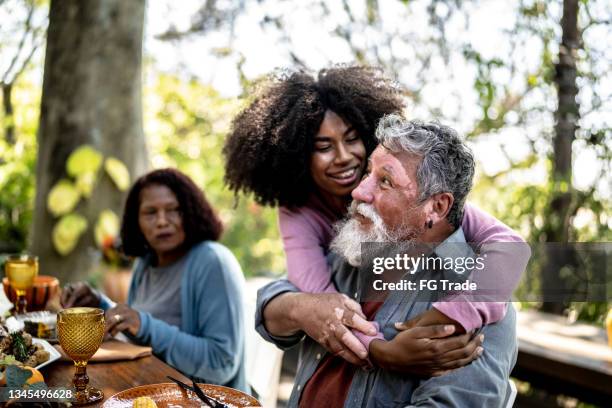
427,220,433,229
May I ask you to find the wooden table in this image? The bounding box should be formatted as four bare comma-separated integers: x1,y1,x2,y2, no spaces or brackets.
512,309,612,406
43,355,190,407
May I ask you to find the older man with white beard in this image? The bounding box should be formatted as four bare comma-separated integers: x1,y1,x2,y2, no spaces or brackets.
331,200,424,267
255,115,518,407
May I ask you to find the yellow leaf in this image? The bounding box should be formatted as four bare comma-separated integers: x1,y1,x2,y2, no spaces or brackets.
47,180,81,217
104,157,130,191
94,210,120,248
75,172,97,198
52,214,88,256
527,75,538,87
66,145,103,177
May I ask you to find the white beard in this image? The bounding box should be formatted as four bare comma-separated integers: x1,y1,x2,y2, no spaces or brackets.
331,202,420,267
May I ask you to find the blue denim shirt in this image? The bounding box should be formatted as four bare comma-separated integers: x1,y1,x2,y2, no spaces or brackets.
256,229,517,407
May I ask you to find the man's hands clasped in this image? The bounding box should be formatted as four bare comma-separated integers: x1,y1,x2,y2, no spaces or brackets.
288,293,377,365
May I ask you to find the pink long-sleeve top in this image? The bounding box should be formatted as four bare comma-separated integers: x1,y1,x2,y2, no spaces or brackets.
279,194,529,348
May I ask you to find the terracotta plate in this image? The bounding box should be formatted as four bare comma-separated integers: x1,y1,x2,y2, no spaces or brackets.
102,383,260,408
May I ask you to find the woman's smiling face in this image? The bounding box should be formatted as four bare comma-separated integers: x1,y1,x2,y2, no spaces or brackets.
310,110,367,199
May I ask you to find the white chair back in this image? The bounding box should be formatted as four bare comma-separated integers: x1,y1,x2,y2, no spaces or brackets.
503,378,517,408
244,278,284,408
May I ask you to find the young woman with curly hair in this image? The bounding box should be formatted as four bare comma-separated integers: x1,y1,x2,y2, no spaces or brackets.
223,66,526,359
61,169,248,391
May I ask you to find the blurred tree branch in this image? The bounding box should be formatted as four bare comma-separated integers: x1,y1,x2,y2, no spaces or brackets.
155,0,247,41
1,0,33,84
582,0,611,32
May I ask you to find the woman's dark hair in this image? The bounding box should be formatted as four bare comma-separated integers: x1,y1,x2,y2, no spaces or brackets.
223,65,404,208
120,168,223,257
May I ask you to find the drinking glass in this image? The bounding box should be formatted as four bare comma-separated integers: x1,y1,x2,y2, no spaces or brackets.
57,307,105,405
4,254,38,314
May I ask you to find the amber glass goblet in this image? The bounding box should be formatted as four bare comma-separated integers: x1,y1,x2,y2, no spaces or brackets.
57,307,105,405
4,254,38,314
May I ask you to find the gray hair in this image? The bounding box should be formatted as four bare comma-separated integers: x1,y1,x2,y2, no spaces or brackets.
375,114,475,228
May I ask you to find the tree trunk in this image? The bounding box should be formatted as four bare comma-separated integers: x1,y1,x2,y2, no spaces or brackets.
2,82,15,144
540,0,580,314
30,0,148,284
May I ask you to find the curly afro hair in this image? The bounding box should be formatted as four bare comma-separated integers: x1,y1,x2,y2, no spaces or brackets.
120,168,223,258
223,65,404,208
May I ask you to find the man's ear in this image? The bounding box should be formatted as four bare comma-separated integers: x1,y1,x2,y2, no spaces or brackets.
426,192,454,224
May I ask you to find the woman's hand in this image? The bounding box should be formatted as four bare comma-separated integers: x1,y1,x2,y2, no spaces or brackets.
369,325,484,377
61,282,101,308
105,304,141,337
399,308,466,334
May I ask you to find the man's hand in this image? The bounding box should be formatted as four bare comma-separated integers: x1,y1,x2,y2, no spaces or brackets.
105,304,141,337
61,282,101,308
264,292,377,365
369,324,484,377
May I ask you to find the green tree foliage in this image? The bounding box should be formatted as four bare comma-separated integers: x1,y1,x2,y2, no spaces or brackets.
0,74,39,252
144,73,285,276
2,0,609,309
459,0,611,321
0,69,286,277
302,0,611,320
0,0,47,253
208,0,610,319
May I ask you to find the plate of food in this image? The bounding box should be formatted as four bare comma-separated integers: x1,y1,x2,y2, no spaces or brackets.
102,383,261,408
31,337,61,369
0,318,60,370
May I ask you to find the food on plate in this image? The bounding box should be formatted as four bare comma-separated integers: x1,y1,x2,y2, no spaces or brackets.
21,311,57,340
132,396,158,408
0,320,50,367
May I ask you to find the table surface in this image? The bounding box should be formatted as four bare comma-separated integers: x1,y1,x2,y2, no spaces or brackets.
514,309,612,404
42,354,190,407
516,309,612,373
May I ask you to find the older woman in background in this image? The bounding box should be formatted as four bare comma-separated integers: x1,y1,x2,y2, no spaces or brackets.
61,168,247,392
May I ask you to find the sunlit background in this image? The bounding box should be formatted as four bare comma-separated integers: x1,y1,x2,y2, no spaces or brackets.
1,1,611,406
0,0,610,315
